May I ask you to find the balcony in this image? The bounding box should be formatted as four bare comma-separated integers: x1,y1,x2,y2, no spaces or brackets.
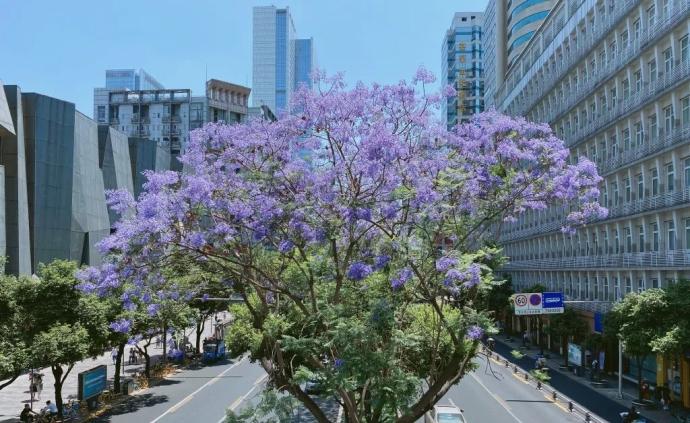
162,115,181,123
500,187,690,243
502,0,639,116
544,3,690,125
130,126,150,137
565,60,690,148
599,124,690,176
502,249,690,270
162,127,181,136
130,115,151,124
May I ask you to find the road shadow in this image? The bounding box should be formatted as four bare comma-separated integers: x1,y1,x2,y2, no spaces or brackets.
90,393,169,422
151,378,182,386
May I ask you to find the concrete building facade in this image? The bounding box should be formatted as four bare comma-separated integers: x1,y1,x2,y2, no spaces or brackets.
252,6,314,113
442,12,485,129
494,0,690,402
507,0,555,66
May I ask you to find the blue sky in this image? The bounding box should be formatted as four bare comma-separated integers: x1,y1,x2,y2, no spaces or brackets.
1,0,488,117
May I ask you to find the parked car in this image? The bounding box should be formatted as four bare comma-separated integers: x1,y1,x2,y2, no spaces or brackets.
305,377,325,395
424,404,466,423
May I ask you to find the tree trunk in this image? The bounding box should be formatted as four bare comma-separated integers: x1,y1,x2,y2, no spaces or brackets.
637,356,644,401
195,318,205,354
52,365,64,418
136,344,151,379
162,323,168,363
114,342,125,393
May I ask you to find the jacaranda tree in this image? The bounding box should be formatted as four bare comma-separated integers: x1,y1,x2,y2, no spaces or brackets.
79,68,606,422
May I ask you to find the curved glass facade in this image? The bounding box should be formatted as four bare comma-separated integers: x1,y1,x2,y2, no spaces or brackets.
509,0,550,22
508,11,550,38
508,30,535,54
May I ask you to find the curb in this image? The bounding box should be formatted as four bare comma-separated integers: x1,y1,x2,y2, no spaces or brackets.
482,346,607,423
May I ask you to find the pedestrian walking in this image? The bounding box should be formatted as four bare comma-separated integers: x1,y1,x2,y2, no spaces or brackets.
34,374,42,400
129,348,137,364
155,335,162,348
522,331,529,347
111,347,118,365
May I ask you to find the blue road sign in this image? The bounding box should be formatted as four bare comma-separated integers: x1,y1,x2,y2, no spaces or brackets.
542,292,564,314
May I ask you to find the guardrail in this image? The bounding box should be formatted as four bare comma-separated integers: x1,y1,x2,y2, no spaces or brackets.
481,346,606,423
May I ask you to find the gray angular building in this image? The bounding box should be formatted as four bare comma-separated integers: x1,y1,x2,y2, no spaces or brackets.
0,83,138,274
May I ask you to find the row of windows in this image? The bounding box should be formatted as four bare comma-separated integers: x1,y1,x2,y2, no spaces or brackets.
508,0,551,24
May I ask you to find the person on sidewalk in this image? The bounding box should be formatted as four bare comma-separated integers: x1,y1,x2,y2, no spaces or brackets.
129,348,137,364
20,404,37,422
41,401,57,417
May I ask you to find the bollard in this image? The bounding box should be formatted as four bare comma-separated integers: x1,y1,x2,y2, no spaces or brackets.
537,381,542,390
514,365,518,373
524,373,529,381
568,401,574,412
552,391,557,401
585,412,591,422
505,359,509,367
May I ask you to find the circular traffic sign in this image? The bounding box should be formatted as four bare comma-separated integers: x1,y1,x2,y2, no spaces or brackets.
530,294,542,306
515,294,527,307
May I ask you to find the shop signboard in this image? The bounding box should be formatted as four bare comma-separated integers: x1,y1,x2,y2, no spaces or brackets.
78,365,107,401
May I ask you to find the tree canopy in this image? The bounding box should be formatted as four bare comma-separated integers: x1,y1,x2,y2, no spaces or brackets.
79,68,605,422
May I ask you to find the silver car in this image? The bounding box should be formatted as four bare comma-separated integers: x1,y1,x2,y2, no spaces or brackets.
424,404,467,423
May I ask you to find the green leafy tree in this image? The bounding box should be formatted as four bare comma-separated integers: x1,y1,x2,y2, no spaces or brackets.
478,277,513,332
649,280,690,355
606,289,668,400
546,308,588,367
17,261,110,417
0,275,30,390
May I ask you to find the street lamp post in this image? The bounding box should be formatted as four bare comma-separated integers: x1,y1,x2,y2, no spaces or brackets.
618,335,623,399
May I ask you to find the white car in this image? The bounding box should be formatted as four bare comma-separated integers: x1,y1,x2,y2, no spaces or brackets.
424,404,466,423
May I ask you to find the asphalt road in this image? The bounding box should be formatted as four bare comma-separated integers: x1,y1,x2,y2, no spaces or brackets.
94,351,589,423
440,356,582,423
93,356,265,423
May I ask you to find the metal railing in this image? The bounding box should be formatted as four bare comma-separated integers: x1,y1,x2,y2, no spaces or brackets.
502,249,690,269
543,2,690,124
162,115,181,123
500,188,690,242
481,347,606,423
599,125,690,175
502,0,639,117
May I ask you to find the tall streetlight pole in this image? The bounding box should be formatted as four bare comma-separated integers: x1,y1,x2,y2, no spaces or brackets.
618,336,624,399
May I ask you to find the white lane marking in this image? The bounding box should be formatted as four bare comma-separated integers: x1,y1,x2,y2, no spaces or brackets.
469,371,525,423
150,356,248,423
218,373,269,423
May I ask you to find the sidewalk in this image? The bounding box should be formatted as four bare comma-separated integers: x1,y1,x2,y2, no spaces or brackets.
0,313,225,422
493,333,689,423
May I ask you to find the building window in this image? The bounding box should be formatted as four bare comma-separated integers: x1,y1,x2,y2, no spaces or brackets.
623,78,630,99
639,225,645,252
664,105,674,134
685,158,690,188
97,106,106,122
621,30,629,47
635,70,642,92
611,133,618,156
633,19,641,40
667,162,675,192
652,278,659,288
637,174,644,199
682,97,690,126
603,277,609,300
647,4,656,28
615,228,620,253
626,278,632,294
668,220,676,250
623,128,631,150
664,48,673,74
612,181,619,205
625,177,631,202
635,121,644,145
614,277,621,300
652,222,660,251
649,59,657,83
682,35,689,63
649,114,658,139
626,227,632,252
686,218,690,249
638,278,645,293
652,167,659,195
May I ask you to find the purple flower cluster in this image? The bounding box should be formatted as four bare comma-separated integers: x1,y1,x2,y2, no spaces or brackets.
443,263,482,288
347,262,372,281
110,319,132,334
466,325,484,341
391,268,413,290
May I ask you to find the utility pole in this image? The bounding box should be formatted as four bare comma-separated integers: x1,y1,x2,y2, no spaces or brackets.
618,336,624,399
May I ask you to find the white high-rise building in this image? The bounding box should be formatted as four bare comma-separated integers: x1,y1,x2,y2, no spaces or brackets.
252,6,314,113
